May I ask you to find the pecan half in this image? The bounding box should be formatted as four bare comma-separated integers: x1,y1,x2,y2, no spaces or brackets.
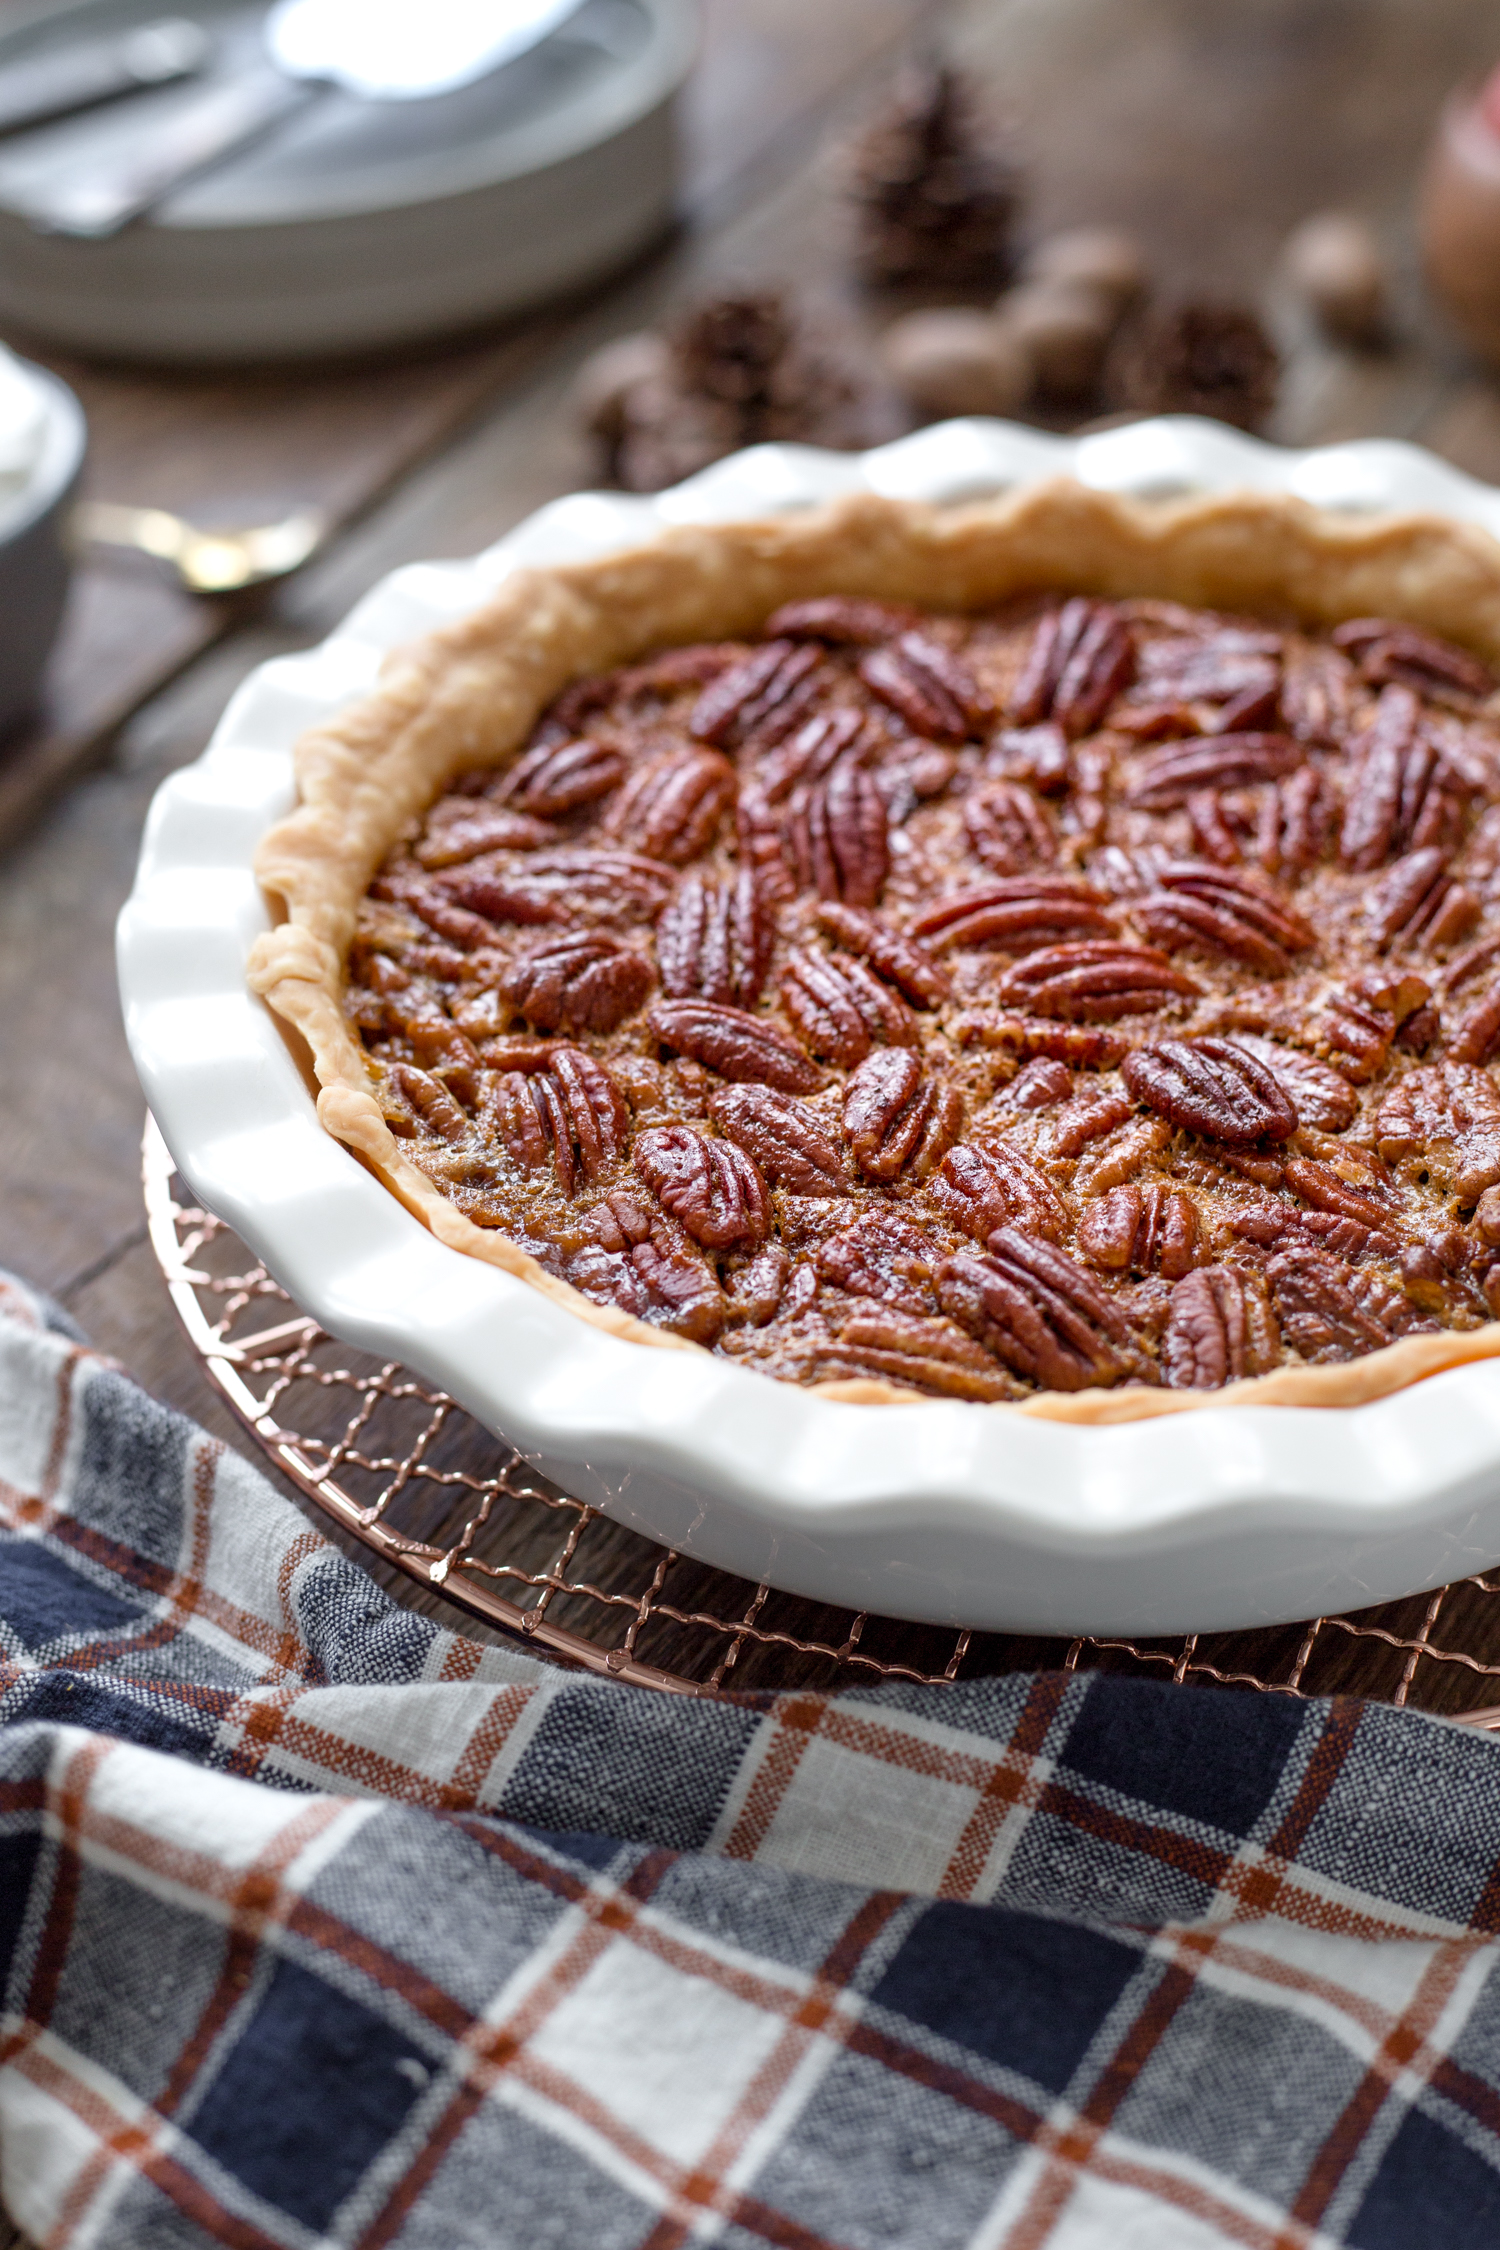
632,1124,770,1249
1162,1266,1278,1387
1186,790,1243,868
1005,1056,1074,1109
648,1000,821,1093
756,706,867,805
1281,642,1358,748
911,876,1118,954
1332,617,1493,706
415,805,556,866
964,780,1057,875
1441,932,1500,998
1257,765,1330,874
1309,989,1395,1082
1367,847,1480,954
936,1229,1140,1390
1078,1119,1174,1195
1011,598,1135,736
783,762,889,906
1047,1090,1134,1158
989,722,1072,794
1077,1181,1199,1278
485,1046,629,1193
569,1189,724,1344
441,849,676,925
656,870,774,1009
387,1062,470,1144
765,595,924,645
724,1243,788,1325
1337,686,1463,869
874,739,958,819
780,946,919,1066
843,1048,963,1182
817,1209,936,1316
814,901,950,1007
1376,1061,1500,1200
391,875,556,946
1267,1248,1428,1361
954,1014,1128,1069
501,934,651,1036
546,644,740,738
1131,862,1314,977
859,631,989,741
738,652,832,756
1396,1003,1442,1055
1448,983,1500,1067
495,737,625,818
382,992,483,1088
1282,1156,1396,1236
932,1141,1070,1244
709,1083,847,1193
1122,1037,1298,1145
827,1309,1011,1401
736,788,797,904
997,942,1202,1022
689,639,825,749
1127,733,1303,809
1227,1036,1358,1132
603,747,738,864
1130,627,1281,721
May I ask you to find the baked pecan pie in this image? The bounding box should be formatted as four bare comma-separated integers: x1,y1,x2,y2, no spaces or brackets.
248,487,1500,1419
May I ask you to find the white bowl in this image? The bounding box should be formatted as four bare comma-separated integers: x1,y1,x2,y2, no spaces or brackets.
117,416,1500,1637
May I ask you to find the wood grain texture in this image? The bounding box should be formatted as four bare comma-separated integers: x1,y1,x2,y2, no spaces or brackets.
7,0,1500,1728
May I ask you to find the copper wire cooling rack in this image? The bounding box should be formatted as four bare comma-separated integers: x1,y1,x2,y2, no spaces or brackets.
144,1117,1500,1718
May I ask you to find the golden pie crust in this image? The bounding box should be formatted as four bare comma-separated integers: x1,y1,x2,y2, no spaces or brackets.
248,478,1500,1421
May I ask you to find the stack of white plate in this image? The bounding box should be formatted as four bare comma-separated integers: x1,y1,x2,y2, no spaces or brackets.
0,0,694,363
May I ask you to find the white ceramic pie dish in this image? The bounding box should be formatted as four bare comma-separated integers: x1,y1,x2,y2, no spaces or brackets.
117,415,1500,1637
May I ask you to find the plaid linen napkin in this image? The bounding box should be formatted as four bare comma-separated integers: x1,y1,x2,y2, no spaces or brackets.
6,1269,1500,2249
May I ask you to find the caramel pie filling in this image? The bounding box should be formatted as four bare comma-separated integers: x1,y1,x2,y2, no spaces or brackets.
344,593,1500,1403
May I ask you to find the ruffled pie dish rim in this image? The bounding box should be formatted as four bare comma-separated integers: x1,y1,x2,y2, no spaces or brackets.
119,418,1500,1635
246,474,1500,1424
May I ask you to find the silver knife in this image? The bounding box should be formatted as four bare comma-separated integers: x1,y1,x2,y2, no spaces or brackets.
23,0,590,240
0,18,210,138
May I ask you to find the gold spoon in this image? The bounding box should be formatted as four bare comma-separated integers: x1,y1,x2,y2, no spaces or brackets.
76,499,328,594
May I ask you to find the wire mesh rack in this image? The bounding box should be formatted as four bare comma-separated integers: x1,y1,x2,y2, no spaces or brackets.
144,1117,1500,1719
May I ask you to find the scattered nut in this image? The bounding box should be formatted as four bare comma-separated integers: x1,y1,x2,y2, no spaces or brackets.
999,280,1115,398
879,308,1029,418
1020,226,1149,314
571,332,671,440
1282,212,1388,345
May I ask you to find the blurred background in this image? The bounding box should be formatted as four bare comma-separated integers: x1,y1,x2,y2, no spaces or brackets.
9,0,1500,1412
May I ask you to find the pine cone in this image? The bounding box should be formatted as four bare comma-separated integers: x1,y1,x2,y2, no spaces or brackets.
847,63,1020,289
1106,299,1280,432
670,293,793,406
610,291,889,492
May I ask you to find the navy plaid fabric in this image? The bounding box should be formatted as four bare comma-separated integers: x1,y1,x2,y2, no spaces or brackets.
7,1268,1500,2248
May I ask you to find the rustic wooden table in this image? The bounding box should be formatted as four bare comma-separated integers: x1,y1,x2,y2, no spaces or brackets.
7,0,1500,1810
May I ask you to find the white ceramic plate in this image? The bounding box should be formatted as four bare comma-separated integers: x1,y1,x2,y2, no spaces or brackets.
0,0,692,362
117,416,1500,1636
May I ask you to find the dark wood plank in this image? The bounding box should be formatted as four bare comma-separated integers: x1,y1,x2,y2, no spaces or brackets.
0,327,570,847
952,0,1496,277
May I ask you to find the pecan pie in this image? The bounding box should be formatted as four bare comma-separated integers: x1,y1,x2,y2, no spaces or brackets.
248,486,1500,1420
